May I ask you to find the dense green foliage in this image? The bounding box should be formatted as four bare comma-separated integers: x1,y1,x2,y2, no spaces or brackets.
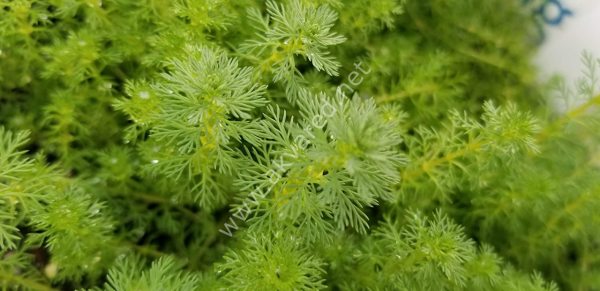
1,0,599,290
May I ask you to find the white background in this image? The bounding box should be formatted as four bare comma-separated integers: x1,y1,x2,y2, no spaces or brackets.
536,1,600,86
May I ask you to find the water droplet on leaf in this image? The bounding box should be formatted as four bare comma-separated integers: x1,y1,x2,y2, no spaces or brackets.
44,263,58,278
90,206,101,215
139,91,150,99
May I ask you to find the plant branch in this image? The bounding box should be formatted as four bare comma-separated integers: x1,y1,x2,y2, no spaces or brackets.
0,271,56,291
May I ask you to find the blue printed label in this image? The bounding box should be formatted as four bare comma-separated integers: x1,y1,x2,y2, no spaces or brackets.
525,0,574,43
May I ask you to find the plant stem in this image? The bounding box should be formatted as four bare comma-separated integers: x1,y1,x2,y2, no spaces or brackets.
376,83,440,104
537,94,600,142
401,140,482,181
129,243,168,258
0,271,56,291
